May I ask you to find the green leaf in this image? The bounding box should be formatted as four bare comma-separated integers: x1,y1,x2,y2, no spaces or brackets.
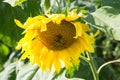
14,0,26,7
84,6,120,40
44,0,50,11
16,62,65,80
0,59,85,80
0,39,10,71
40,0,50,13
0,62,16,80
0,2,23,47
73,56,117,80
16,63,39,80
0,34,12,48
3,0,26,7
102,0,120,12
0,0,42,48
95,57,117,80
0,43,10,56
73,59,94,80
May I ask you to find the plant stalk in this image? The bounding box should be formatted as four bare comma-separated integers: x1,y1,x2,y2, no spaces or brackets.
97,59,120,74
86,52,99,80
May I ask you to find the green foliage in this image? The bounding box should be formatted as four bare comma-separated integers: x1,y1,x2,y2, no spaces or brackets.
40,0,50,13
0,62,16,80
0,60,64,80
0,0,42,48
0,0,120,80
0,1,23,47
0,42,10,71
70,57,117,80
3,0,26,7
14,0,26,7
84,6,120,40
102,0,120,12
0,54,117,80
16,63,39,80
0,43,10,56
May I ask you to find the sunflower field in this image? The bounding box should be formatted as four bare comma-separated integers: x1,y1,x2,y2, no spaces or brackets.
0,0,120,80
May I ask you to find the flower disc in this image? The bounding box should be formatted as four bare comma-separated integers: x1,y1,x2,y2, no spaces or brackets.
39,20,76,50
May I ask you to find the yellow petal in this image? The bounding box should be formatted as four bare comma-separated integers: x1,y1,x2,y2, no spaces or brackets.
93,30,100,37
81,24,90,31
14,19,25,29
65,10,79,21
72,22,82,38
50,14,65,24
40,22,47,32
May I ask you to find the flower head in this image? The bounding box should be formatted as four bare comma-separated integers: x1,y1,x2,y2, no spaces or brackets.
15,10,94,73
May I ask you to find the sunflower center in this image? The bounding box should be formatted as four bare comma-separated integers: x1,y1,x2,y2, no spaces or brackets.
39,20,76,50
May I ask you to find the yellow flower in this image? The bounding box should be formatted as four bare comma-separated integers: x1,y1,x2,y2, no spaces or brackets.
15,11,94,73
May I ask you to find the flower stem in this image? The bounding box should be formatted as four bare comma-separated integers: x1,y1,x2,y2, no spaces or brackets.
86,52,99,80
80,55,89,63
97,59,120,74
56,0,61,13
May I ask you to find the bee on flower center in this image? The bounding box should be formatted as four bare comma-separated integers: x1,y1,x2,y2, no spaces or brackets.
39,20,76,50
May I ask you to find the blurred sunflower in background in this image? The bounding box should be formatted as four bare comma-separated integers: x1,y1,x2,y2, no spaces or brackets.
14,10,94,73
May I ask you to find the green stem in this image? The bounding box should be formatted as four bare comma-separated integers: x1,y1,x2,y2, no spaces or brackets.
66,0,70,13
56,0,61,13
86,52,99,80
80,55,89,63
97,59,120,74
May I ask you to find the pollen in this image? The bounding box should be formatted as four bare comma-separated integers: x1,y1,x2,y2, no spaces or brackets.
39,20,76,50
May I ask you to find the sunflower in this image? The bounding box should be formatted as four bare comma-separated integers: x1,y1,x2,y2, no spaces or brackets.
15,10,94,73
